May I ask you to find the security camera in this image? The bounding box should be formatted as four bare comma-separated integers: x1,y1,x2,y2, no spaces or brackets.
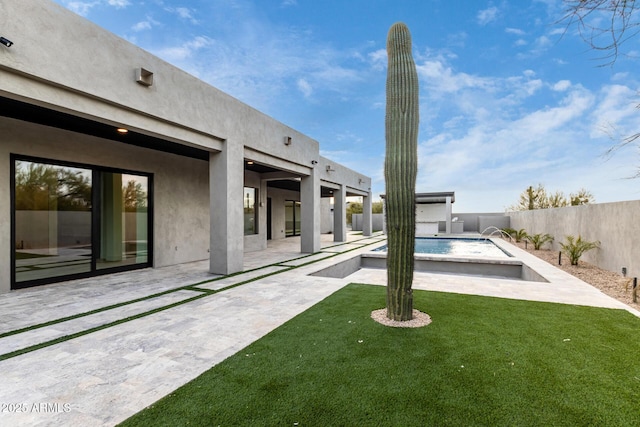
0,37,13,47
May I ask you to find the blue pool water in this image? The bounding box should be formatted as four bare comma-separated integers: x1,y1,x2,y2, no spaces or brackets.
374,237,511,258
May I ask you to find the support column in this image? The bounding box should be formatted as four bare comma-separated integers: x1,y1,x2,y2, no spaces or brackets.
209,142,244,275
363,192,373,236
333,184,346,242
301,167,320,253
445,195,452,234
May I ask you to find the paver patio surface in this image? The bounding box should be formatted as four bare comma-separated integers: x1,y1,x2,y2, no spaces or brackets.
0,232,636,426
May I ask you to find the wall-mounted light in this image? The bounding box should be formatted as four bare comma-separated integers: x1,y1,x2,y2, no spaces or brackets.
311,160,318,165
116,128,129,134
358,178,364,184
326,165,335,172
284,136,292,146
136,67,154,87
0,37,13,48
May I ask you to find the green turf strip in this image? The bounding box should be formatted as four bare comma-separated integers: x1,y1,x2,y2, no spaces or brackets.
120,284,640,426
0,236,384,359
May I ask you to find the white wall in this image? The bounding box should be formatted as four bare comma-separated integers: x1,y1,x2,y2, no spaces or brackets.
417,204,446,222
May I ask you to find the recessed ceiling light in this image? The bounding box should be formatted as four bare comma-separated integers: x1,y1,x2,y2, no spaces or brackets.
247,161,254,165
116,128,129,134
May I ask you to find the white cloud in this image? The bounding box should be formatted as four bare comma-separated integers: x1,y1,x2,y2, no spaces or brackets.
368,49,387,71
107,0,130,8
553,80,571,91
590,84,640,139
166,7,199,24
416,58,495,93
156,36,213,61
62,0,128,16
64,1,99,16
535,35,552,48
505,27,525,36
297,78,313,98
477,6,499,25
132,21,152,32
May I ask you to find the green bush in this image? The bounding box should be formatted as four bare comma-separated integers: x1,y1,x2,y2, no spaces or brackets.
560,235,600,266
525,233,554,250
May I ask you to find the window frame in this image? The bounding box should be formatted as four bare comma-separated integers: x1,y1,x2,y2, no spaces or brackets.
10,154,154,289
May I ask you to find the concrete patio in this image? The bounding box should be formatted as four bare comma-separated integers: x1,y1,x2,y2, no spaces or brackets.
1,232,637,426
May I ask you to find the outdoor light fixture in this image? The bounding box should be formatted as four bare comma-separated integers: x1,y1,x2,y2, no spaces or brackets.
311,160,318,165
0,37,13,47
247,161,254,165
116,128,129,134
284,136,292,145
326,165,335,172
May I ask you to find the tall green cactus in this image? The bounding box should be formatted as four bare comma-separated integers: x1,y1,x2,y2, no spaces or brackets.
385,22,419,321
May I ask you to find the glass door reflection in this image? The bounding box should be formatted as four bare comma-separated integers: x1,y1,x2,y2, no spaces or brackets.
97,172,148,269
14,160,92,283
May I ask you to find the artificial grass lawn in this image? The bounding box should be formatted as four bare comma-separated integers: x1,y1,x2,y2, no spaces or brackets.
121,284,640,426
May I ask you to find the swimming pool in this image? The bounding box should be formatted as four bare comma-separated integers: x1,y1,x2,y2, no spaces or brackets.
374,237,511,258
311,237,547,282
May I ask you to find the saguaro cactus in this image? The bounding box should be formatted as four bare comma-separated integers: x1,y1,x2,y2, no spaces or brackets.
384,22,419,321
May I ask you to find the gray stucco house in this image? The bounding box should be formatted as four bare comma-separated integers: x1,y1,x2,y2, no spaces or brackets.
0,0,373,293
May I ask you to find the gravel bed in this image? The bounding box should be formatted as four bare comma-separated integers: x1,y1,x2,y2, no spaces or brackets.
512,241,639,310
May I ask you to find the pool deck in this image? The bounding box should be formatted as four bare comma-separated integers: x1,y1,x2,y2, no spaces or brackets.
0,232,638,426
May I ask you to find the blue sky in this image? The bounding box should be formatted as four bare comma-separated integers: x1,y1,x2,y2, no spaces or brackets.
53,0,640,212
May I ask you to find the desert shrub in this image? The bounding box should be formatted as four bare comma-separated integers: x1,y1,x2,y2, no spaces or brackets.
509,228,528,243
525,233,554,250
560,235,600,266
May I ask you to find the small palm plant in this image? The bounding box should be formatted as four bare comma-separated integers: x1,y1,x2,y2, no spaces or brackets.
511,228,528,243
525,233,554,250
560,235,600,266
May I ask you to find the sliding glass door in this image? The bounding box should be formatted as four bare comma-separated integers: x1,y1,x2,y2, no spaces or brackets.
284,200,301,237
12,157,151,288
14,161,93,282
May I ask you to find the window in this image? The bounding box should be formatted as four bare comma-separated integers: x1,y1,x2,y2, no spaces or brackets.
243,187,258,235
12,157,152,288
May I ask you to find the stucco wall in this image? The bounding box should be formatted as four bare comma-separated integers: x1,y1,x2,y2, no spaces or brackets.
0,116,211,292
449,212,509,232
321,198,333,234
352,214,384,232
509,201,640,278
417,204,446,222
0,0,322,172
